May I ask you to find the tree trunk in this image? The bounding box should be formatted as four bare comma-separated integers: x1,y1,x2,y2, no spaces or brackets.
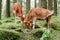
26,0,30,14
18,0,22,7
39,0,41,7
41,0,47,9
48,0,53,10
35,0,36,8
0,0,2,19
20,0,22,6
6,0,10,17
54,0,57,15
1,0,6,19
13,0,17,3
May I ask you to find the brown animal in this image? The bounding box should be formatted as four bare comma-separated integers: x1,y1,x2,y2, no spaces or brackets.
13,3,25,23
24,8,54,30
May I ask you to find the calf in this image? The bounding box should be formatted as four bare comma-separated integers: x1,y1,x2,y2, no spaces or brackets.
24,8,54,30
13,3,25,24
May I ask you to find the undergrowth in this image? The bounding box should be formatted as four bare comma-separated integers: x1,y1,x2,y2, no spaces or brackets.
0,14,60,40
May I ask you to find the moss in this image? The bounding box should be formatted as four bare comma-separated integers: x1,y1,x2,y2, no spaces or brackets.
0,28,23,40
51,23,60,31
0,23,25,30
33,31,43,38
0,21,2,25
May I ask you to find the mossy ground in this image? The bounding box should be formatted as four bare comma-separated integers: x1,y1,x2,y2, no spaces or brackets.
0,14,60,40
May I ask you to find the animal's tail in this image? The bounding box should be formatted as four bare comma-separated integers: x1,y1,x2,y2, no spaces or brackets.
50,10,54,15
47,10,54,17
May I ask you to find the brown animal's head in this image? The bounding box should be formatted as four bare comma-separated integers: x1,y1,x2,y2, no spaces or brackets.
24,20,31,29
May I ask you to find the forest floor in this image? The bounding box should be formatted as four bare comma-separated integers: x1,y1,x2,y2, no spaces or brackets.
51,30,60,40
0,14,60,40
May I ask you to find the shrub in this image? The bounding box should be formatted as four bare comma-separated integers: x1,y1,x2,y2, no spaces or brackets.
0,22,25,29
0,28,23,40
30,28,50,40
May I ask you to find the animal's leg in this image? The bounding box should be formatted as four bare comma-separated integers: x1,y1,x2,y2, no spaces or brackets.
46,16,51,30
15,14,18,24
32,18,36,29
48,20,50,30
13,10,17,24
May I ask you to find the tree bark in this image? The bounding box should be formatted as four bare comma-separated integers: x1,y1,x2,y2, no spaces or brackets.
41,0,47,9
6,0,10,17
35,0,36,8
20,0,22,6
18,0,22,7
0,0,2,19
26,0,30,14
54,0,57,15
48,0,53,10
1,0,6,19
13,0,17,3
39,0,41,7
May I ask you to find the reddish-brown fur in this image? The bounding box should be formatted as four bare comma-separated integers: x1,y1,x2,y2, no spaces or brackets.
13,3,25,22
24,8,54,29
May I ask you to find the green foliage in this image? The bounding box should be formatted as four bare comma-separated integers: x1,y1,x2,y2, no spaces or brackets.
0,23,25,30
49,30,60,40
50,15,60,31
0,21,2,25
36,20,46,27
40,28,50,40
0,14,60,40
29,28,51,40
51,23,60,31
0,28,23,40
1,17,14,23
0,17,26,29
33,31,43,38
32,29,43,38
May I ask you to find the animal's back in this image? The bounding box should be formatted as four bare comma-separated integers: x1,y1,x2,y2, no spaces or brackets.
28,8,52,19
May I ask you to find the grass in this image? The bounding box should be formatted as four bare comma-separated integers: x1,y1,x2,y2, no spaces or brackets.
49,30,60,40
0,14,60,40
0,28,23,40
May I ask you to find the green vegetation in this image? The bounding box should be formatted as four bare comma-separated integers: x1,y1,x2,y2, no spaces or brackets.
0,14,60,40
0,29,23,40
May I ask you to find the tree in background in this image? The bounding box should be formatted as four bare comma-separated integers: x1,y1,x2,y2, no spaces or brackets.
35,0,36,8
48,0,53,10
54,0,57,15
39,0,41,7
26,0,30,14
6,0,10,17
0,0,2,19
19,0,22,6
17,0,22,8
13,0,17,3
1,0,7,19
41,0,47,9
